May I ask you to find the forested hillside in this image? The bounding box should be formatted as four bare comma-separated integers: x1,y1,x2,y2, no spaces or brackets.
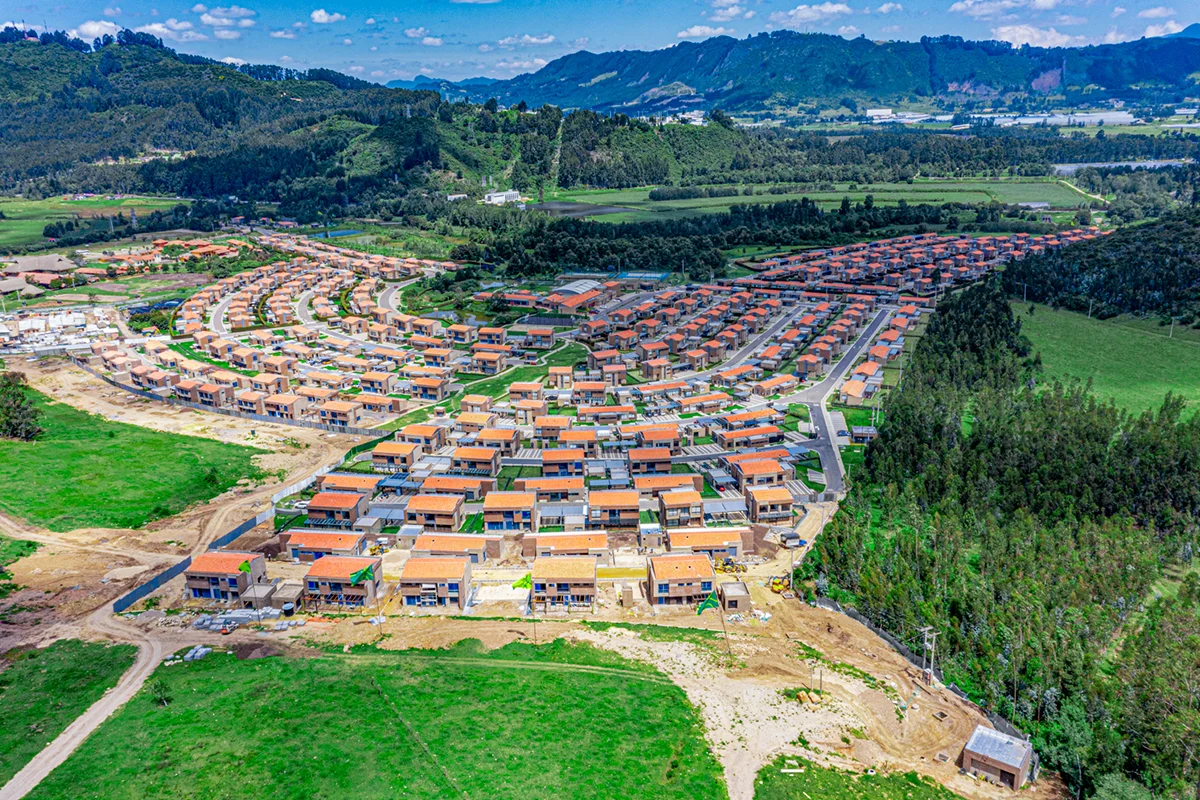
803,279,1200,798
475,31,1200,114
1002,207,1200,321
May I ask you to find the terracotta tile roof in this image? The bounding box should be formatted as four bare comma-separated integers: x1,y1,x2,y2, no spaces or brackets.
188,551,260,574
373,441,420,456
308,492,362,510
452,447,498,461
305,556,380,581
400,557,469,581
532,556,597,580
413,534,494,552
530,532,608,550
589,490,640,508
669,530,743,548
407,494,463,513
660,490,703,507
649,554,714,580
737,459,784,476
749,486,794,503
635,475,698,490
483,492,536,510
287,531,364,550
542,448,587,462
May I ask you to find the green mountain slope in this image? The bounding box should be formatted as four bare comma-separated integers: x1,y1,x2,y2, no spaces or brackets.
475,31,1200,113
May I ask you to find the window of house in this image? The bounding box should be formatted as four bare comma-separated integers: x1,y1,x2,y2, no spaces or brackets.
307,581,318,591
657,583,668,594
701,581,712,591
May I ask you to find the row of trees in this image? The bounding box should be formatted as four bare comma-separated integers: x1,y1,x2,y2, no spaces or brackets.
804,278,1200,798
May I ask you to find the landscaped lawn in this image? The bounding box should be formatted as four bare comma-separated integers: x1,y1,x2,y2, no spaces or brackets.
754,755,963,800
0,640,137,786
0,195,185,250
28,640,726,800
1014,301,1200,417
0,391,264,531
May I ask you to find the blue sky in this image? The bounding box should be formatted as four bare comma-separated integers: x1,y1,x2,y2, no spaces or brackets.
3,0,1194,82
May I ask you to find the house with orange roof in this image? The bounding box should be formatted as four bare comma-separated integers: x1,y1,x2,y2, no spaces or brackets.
184,552,266,602
405,494,465,532
412,533,501,563
372,441,422,471
627,447,672,476
306,492,368,528
483,491,538,532
733,458,786,492
747,486,794,524
400,423,447,452
450,446,501,477
666,528,748,559
588,490,640,529
304,555,384,607
283,531,366,561
541,448,588,477
420,475,495,502
475,427,522,457
647,554,715,606
398,557,471,609
531,557,597,611
514,476,587,502
658,490,705,528
633,474,704,498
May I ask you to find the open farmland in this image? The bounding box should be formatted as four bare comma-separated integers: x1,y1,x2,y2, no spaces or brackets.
0,389,264,531
26,640,725,800
1015,302,1200,417
0,196,185,251
549,180,1087,223
0,640,137,786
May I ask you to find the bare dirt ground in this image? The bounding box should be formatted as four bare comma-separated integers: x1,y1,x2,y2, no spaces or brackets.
0,361,364,646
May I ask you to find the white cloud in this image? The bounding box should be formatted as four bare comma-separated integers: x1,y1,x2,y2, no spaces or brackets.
1056,14,1086,24
369,45,377,50
365,17,376,24
201,13,233,26
1143,19,1182,35
570,36,590,47
137,21,208,41
220,56,246,65
1111,6,1126,17
947,0,1020,19
342,37,353,44
838,24,860,34
1137,6,1174,18
269,28,295,38
881,22,902,31
712,3,744,21
103,7,122,16
1102,26,1129,42
494,57,549,70
370,69,385,77
1028,0,1059,9
292,21,306,28
213,28,241,38
310,9,346,24
769,2,853,26
876,2,902,11
743,9,756,17
677,24,735,37
70,20,121,39
421,36,443,46
498,33,556,46
991,23,1084,46
478,43,493,51
191,3,208,12
279,55,294,62
405,26,429,37
210,5,255,16
347,65,364,72
237,18,255,27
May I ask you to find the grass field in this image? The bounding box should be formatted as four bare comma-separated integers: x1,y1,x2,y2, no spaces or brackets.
754,755,963,800
0,390,264,531
551,179,1086,223
1015,302,1200,417
0,536,37,599
28,640,726,800
0,196,185,250
0,640,137,786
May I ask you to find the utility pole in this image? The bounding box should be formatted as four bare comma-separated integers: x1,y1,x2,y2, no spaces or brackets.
919,626,939,686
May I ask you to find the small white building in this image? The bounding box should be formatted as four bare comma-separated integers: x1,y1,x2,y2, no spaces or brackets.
483,190,522,206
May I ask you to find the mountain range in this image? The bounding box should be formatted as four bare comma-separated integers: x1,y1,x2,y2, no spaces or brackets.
408,31,1200,114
